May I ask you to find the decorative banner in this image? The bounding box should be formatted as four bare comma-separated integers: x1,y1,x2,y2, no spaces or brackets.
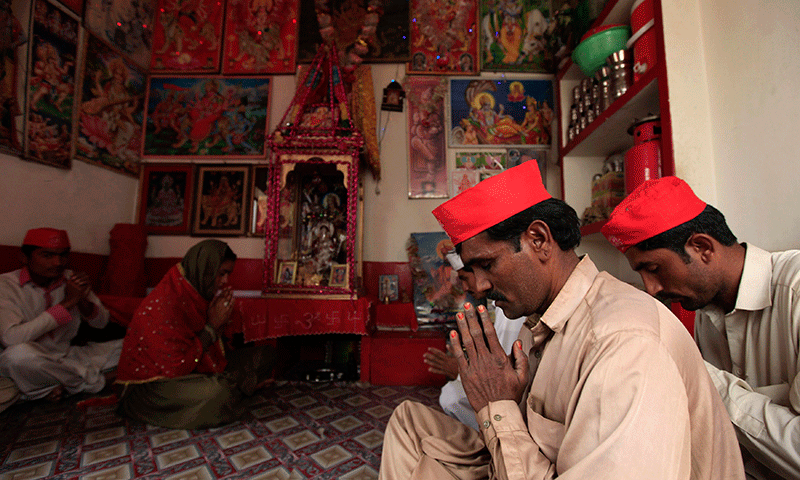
74,33,146,176
150,0,225,73
479,0,553,72
221,0,299,74
448,77,553,148
143,76,270,158
240,297,370,341
296,0,409,64
406,76,447,199
408,0,478,74
83,0,155,69
25,0,78,169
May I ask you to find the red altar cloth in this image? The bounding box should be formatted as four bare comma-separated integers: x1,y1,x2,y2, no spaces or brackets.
239,297,372,342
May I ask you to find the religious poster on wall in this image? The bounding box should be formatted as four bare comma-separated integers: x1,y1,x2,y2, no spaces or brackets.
142,76,270,158
0,1,26,154
296,0,409,63
479,0,553,72
83,0,155,69
138,163,194,234
407,231,468,325
448,77,553,148
221,0,299,74
149,0,225,73
407,0,478,75
406,76,447,199
192,163,250,236
24,0,79,169
74,33,146,176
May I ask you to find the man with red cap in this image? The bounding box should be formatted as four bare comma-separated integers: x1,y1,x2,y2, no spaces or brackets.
0,228,121,410
379,162,744,480
602,176,800,480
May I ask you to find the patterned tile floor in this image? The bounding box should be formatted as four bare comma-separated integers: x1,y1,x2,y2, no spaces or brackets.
0,382,443,480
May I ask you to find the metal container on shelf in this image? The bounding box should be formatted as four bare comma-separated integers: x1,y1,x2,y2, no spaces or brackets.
573,85,582,104
607,49,633,99
624,115,662,194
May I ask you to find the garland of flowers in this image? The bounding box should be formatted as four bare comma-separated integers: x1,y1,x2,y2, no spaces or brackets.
314,0,385,80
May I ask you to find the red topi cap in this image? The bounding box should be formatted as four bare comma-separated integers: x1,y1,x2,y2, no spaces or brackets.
432,160,551,245
23,228,71,249
601,176,707,252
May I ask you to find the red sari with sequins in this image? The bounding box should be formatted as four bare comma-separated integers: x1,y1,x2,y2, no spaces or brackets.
116,265,227,383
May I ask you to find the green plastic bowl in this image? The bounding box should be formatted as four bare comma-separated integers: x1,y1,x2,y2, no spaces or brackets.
572,24,631,77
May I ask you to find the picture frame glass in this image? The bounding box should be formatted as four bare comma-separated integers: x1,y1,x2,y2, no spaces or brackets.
139,164,193,234
379,274,399,301
192,164,250,236
274,160,350,287
448,77,554,148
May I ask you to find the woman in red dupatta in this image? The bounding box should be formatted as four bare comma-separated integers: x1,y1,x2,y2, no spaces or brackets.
115,240,274,429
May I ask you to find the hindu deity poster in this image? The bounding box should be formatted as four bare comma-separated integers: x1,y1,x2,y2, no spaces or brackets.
407,76,448,199
83,0,155,69
150,0,225,73
296,0,409,63
0,1,26,154
221,0,299,74
25,0,79,169
407,0,478,74
479,0,553,72
138,163,194,234
74,33,146,176
448,77,553,148
142,76,271,158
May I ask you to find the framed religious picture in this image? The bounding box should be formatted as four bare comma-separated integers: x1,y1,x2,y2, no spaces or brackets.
448,77,554,148
24,0,79,169
250,165,269,235
57,0,82,14
73,33,147,177
221,0,299,74
82,0,155,70
378,274,399,302
479,0,554,72
138,163,194,234
276,261,297,285
406,76,448,199
329,263,348,288
507,147,548,187
0,0,25,154
296,0,409,64
142,76,271,158
149,0,225,73
192,164,250,236
454,150,507,170
407,0,478,75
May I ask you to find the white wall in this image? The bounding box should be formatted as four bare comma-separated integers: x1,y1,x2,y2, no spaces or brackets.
697,0,800,251
0,154,138,253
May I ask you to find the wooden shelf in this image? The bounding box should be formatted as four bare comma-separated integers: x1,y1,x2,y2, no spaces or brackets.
562,64,661,157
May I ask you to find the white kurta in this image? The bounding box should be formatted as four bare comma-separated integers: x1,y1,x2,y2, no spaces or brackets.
696,244,800,480
0,268,122,400
439,306,526,430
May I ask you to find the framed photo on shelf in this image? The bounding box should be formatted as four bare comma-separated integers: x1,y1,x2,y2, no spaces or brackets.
448,77,554,148
221,0,299,74
138,163,194,234
277,261,297,285
82,0,154,70
250,165,270,235
191,164,250,236
329,264,349,288
150,0,225,73
142,76,271,158
379,274,399,301
73,33,147,177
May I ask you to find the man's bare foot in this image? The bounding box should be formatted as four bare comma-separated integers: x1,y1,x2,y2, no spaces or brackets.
45,385,64,403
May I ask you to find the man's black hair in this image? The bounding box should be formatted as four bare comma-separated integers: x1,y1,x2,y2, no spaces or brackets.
21,245,40,258
457,198,581,253
634,204,737,261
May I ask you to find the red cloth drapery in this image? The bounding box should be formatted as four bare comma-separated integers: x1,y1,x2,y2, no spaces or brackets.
240,297,371,342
